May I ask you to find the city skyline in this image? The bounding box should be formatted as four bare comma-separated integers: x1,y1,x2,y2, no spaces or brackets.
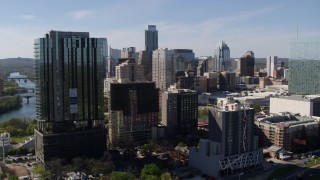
0,0,320,58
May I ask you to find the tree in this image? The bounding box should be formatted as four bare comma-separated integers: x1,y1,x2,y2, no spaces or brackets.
161,172,173,180
91,161,114,175
32,164,50,179
8,176,18,180
141,164,161,179
110,171,134,180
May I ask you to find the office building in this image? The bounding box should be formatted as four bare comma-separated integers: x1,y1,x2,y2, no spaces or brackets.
289,38,320,94
266,56,278,77
107,47,121,77
214,41,231,71
161,85,198,136
138,50,152,81
34,31,107,163
121,47,138,60
255,113,319,151
270,95,320,117
173,49,195,72
189,97,262,177
152,48,174,91
106,60,159,147
240,51,255,76
197,56,212,76
145,25,158,52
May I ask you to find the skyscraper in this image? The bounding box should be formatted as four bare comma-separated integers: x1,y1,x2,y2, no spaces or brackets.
105,60,159,147
173,49,195,72
289,38,320,94
34,31,107,163
266,56,278,77
214,41,231,71
161,85,198,136
152,48,174,91
145,25,158,52
189,97,262,177
240,51,255,76
107,47,121,77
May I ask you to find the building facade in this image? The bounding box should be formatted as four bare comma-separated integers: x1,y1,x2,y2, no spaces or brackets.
161,86,198,136
270,95,320,117
106,61,159,147
138,50,152,81
152,48,174,91
255,113,319,151
289,38,320,94
34,31,107,163
240,51,255,76
266,56,278,77
189,97,262,177
107,47,121,77
214,41,231,71
145,25,158,52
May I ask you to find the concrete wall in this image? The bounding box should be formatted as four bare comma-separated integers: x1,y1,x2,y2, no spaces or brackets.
270,97,312,116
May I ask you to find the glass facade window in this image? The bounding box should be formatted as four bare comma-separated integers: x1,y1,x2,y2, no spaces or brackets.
289,38,320,95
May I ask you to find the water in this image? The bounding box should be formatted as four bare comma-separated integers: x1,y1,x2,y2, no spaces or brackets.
0,73,36,121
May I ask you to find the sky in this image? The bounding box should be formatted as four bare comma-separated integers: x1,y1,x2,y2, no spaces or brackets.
0,0,319,59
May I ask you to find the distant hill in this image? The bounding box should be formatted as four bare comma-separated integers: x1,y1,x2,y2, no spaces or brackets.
0,58,34,78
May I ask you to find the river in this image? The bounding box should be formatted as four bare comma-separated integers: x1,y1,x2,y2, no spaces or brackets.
0,72,36,121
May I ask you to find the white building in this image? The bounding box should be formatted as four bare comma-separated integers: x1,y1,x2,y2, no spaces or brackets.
152,48,174,91
266,56,278,77
270,95,320,117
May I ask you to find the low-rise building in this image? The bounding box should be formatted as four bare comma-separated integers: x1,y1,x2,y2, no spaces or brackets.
255,113,320,152
270,95,320,117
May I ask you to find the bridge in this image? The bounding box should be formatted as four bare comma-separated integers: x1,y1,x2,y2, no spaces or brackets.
17,93,35,104
6,75,36,82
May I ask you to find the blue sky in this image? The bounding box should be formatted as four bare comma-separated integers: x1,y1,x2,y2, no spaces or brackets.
0,0,319,58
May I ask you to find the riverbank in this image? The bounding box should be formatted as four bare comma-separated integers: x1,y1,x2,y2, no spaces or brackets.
0,96,22,114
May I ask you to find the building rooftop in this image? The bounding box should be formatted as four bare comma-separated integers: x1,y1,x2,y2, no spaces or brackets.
271,94,320,102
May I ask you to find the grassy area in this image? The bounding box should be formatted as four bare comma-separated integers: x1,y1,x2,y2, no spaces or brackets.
305,157,320,168
10,136,30,144
267,165,299,180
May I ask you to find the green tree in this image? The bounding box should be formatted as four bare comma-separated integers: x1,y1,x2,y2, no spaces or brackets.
91,161,114,175
161,172,172,180
32,164,50,179
141,164,161,179
8,176,18,180
110,171,134,180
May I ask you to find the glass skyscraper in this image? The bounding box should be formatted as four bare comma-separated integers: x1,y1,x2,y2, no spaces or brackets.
145,25,158,52
34,31,107,162
289,38,320,94
214,40,231,71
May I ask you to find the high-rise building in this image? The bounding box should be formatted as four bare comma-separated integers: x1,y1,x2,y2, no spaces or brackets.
173,49,195,72
214,41,231,71
105,60,159,147
107,47,121,77
34,31,107,163
145,25,158,52
197,56,212,76
138,50,152,81
266,56,278,77
121,47,138,60
189,97,262,177
289,38,320,94
152,48,174,91
161,85,198,136
240,51,255,76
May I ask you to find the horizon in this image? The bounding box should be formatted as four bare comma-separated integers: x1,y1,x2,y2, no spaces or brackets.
0,0,319,58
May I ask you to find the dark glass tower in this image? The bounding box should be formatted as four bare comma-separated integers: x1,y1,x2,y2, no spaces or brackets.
145,25,158,52
34,31,107,162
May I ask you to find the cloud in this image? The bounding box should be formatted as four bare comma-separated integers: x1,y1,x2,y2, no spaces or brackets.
16,15,35,21
66,10,93,20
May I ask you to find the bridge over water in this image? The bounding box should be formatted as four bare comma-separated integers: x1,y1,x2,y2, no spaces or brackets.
17,93,35,104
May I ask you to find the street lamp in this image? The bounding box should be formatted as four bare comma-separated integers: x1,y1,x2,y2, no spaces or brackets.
0,132,10,162
239,172,244,180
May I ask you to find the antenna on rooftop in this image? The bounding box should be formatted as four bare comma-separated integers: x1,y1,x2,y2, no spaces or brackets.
296,19,299,38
